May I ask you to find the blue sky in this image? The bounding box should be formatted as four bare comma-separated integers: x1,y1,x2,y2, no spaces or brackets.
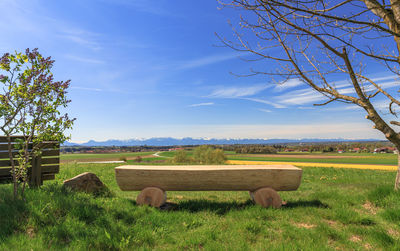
0,0,397,142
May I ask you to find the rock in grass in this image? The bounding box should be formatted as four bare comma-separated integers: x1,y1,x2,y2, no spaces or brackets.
63,172,107,194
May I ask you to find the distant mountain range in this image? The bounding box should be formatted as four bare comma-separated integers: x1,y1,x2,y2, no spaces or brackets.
62,137,383,147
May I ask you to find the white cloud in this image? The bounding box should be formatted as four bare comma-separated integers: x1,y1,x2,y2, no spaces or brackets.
274,79,304,92
205,74,398,110
178,51,246,70
208,84,270,98
0,0,103,51
71,86,103,92
258,108,272,113
275,89,325,105
332,75,398,89
188,102,214,107
243,97,286,108
60,34,102,50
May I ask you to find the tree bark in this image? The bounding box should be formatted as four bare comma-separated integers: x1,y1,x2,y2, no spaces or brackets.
7,135,17,199
395,149,400,190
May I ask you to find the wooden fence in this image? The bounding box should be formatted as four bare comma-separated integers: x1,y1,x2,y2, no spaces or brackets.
0,136,60,187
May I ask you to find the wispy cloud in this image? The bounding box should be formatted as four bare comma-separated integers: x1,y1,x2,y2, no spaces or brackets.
243,97,286,108
71,86,103,92
274,78,304,92
178,51,246,70
331,75,398,89
0,0,104,52
275,89,324,106
258,108,272,113
59,28,102,50
188,102,214,107
274,75,399,107
65,55,105,64
208,84,270,98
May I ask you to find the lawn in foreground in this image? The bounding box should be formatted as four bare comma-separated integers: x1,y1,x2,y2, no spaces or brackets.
1,163,400,250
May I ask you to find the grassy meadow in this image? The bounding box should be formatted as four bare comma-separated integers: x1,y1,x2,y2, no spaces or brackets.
159,150,398,165
60,151,156,162
1,151,400,250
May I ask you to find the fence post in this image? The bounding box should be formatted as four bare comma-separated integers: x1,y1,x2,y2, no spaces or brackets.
30,155,42,187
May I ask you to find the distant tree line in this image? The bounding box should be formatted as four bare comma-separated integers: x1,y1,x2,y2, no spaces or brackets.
62,141,395,155
221,141,394,154
234,145,278,154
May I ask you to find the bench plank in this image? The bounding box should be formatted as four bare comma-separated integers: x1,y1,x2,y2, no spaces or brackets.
115,165,302,191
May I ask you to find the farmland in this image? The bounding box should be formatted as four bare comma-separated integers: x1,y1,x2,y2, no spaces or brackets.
1,150,400,250
60,151,157,162
159,150,398,166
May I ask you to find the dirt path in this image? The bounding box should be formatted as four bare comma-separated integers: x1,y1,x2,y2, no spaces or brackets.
153,152,171,158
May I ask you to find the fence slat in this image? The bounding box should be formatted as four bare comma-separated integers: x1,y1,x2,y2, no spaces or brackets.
0,144,31,151
0,136,25,142
0,159,19,168
0,136,59,185
0,142,59,151
0,167,11,177
0,149,59,159
41,157,59,165
42,165,60,174
39,142,60,149
0,151,19,159
42,149,60,157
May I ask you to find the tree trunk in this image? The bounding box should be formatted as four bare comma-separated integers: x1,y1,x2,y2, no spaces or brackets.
7,135,18,199
395,149,400,190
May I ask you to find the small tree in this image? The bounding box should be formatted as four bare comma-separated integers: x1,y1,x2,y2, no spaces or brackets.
172,149,191,164
193,145,227,164
210,148,227,164
220,1,400,189
0,48,74,199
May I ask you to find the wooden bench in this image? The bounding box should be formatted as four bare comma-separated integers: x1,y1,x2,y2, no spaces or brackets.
115,165,302,208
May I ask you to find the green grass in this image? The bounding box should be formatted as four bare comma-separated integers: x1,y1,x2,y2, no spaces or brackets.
160,150,398,165
1,162,400,250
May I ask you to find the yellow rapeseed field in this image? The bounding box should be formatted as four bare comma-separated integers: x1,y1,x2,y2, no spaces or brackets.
227,160,397,171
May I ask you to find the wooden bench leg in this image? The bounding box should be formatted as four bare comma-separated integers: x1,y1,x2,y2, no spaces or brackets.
136,187,166,208
249,187,282,209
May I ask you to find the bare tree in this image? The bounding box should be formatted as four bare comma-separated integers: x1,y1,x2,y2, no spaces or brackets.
219,0,400,189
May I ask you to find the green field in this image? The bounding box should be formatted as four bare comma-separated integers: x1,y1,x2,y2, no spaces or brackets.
1,160,400,250
61,152,156,162
157,151,398,165
60,151,399,165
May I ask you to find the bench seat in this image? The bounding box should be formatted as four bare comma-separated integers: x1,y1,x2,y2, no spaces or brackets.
115,165,302,191
115,165,302,208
